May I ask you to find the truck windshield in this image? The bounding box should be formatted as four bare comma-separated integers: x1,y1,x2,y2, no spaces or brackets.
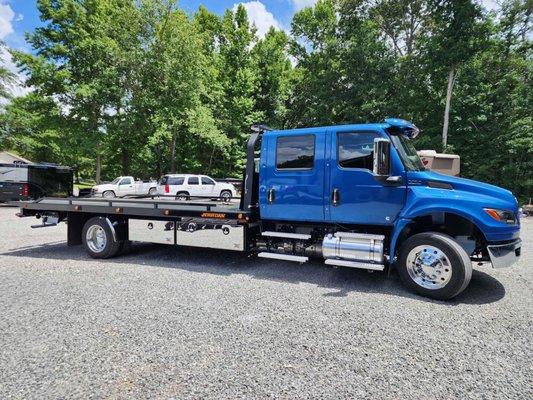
111,177,121,184
390,135,425,171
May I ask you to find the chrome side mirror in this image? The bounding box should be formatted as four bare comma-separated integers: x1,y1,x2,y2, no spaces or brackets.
373,138,391,176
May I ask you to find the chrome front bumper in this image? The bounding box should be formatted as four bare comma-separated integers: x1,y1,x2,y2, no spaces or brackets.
487,239,522,269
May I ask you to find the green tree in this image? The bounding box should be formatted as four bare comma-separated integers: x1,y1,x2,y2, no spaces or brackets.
252,27,293,127
138,0,228,175
14,0,140,182
424,0,488,150
217,4,262,173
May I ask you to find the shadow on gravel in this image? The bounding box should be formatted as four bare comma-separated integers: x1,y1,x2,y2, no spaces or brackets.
1,242,506,305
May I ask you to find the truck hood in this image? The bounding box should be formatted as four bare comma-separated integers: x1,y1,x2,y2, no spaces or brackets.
407,170,518,212
401,170,520,242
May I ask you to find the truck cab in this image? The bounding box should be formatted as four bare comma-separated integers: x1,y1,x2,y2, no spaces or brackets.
252,119,521,299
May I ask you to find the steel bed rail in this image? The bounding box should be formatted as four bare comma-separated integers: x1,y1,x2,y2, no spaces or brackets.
14,196,255,221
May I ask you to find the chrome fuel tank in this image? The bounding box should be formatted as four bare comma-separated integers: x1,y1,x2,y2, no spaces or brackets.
322,232,384,264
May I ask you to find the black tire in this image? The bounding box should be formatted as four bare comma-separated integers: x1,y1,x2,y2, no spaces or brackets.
397,232,472,300
220,190,232,202
148,187,157,196
175,191,189,201
82,217,122,259
103,190,115,198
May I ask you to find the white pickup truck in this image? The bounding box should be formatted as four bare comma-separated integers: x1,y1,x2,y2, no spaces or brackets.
91,176,158,198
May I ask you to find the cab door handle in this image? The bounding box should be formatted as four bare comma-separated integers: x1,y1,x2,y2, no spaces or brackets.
332,188,340,206
267,188,275,204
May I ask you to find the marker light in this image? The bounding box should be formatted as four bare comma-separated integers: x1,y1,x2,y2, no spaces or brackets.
484,208,515,224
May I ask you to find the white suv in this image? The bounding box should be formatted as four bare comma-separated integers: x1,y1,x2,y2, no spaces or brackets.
157,174,237,201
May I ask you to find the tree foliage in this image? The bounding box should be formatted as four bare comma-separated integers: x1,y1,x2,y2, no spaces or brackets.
0,0,530,199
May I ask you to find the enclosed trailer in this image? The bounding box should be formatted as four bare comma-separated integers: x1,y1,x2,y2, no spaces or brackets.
0,163,73,202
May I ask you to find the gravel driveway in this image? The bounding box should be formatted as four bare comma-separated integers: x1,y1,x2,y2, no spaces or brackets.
0,205,531,399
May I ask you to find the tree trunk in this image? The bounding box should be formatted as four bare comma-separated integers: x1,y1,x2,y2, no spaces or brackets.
442,67,455,151
170,130,177,174
121,147,129,176
95,143,102,184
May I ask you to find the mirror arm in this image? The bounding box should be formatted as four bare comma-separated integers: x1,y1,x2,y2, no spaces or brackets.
386,175,402,183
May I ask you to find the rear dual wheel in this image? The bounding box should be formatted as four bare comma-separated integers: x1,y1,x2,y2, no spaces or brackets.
82,217,126,259
397,232,472,300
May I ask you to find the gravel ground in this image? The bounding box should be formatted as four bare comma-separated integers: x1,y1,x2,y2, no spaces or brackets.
0,205,531,399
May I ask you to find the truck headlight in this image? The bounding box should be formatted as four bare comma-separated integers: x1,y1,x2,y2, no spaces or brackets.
484,208,516,224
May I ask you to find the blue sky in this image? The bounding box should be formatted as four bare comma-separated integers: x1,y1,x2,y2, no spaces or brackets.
0,0,499,97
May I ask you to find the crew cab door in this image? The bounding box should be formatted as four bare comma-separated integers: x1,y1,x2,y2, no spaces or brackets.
201,176,216,196
327,129,406,225
117,177,135,196
259,131,326,222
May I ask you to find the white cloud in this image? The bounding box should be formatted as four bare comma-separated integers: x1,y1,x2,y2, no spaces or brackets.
234,1,282,38
480,0,499,11
1,46,31,99
0,3,15,39
291,0,318,11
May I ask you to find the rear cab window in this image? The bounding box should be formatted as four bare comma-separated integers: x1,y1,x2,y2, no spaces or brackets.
276,135,315,170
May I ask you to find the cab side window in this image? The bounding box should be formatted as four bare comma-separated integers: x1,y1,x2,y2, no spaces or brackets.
338,132,379,170
120,178,132,185
276,135,315,170
201,177,215,185
188,176,199,185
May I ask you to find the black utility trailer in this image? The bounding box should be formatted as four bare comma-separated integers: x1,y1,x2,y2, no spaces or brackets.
0,163,73,202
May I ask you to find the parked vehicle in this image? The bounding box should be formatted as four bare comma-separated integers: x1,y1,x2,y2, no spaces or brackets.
0,163,72,202
418,150,460,176
91,176,157,198
16,119,521,300
157,174,237,201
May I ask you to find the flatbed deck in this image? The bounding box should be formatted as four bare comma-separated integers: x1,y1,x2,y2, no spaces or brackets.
16,196,254,220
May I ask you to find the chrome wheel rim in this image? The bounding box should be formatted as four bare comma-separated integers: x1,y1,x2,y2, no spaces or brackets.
86,225,107,253
103,191,114,198
406,245,452,290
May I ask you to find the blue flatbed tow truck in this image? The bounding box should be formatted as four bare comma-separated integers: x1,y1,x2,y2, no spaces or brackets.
16,119,521,300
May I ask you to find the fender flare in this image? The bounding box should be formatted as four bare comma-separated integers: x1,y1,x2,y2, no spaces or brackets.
389,208,487,264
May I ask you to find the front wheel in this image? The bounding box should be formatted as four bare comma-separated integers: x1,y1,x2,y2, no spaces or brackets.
103,190,115,198
397,232,472,300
